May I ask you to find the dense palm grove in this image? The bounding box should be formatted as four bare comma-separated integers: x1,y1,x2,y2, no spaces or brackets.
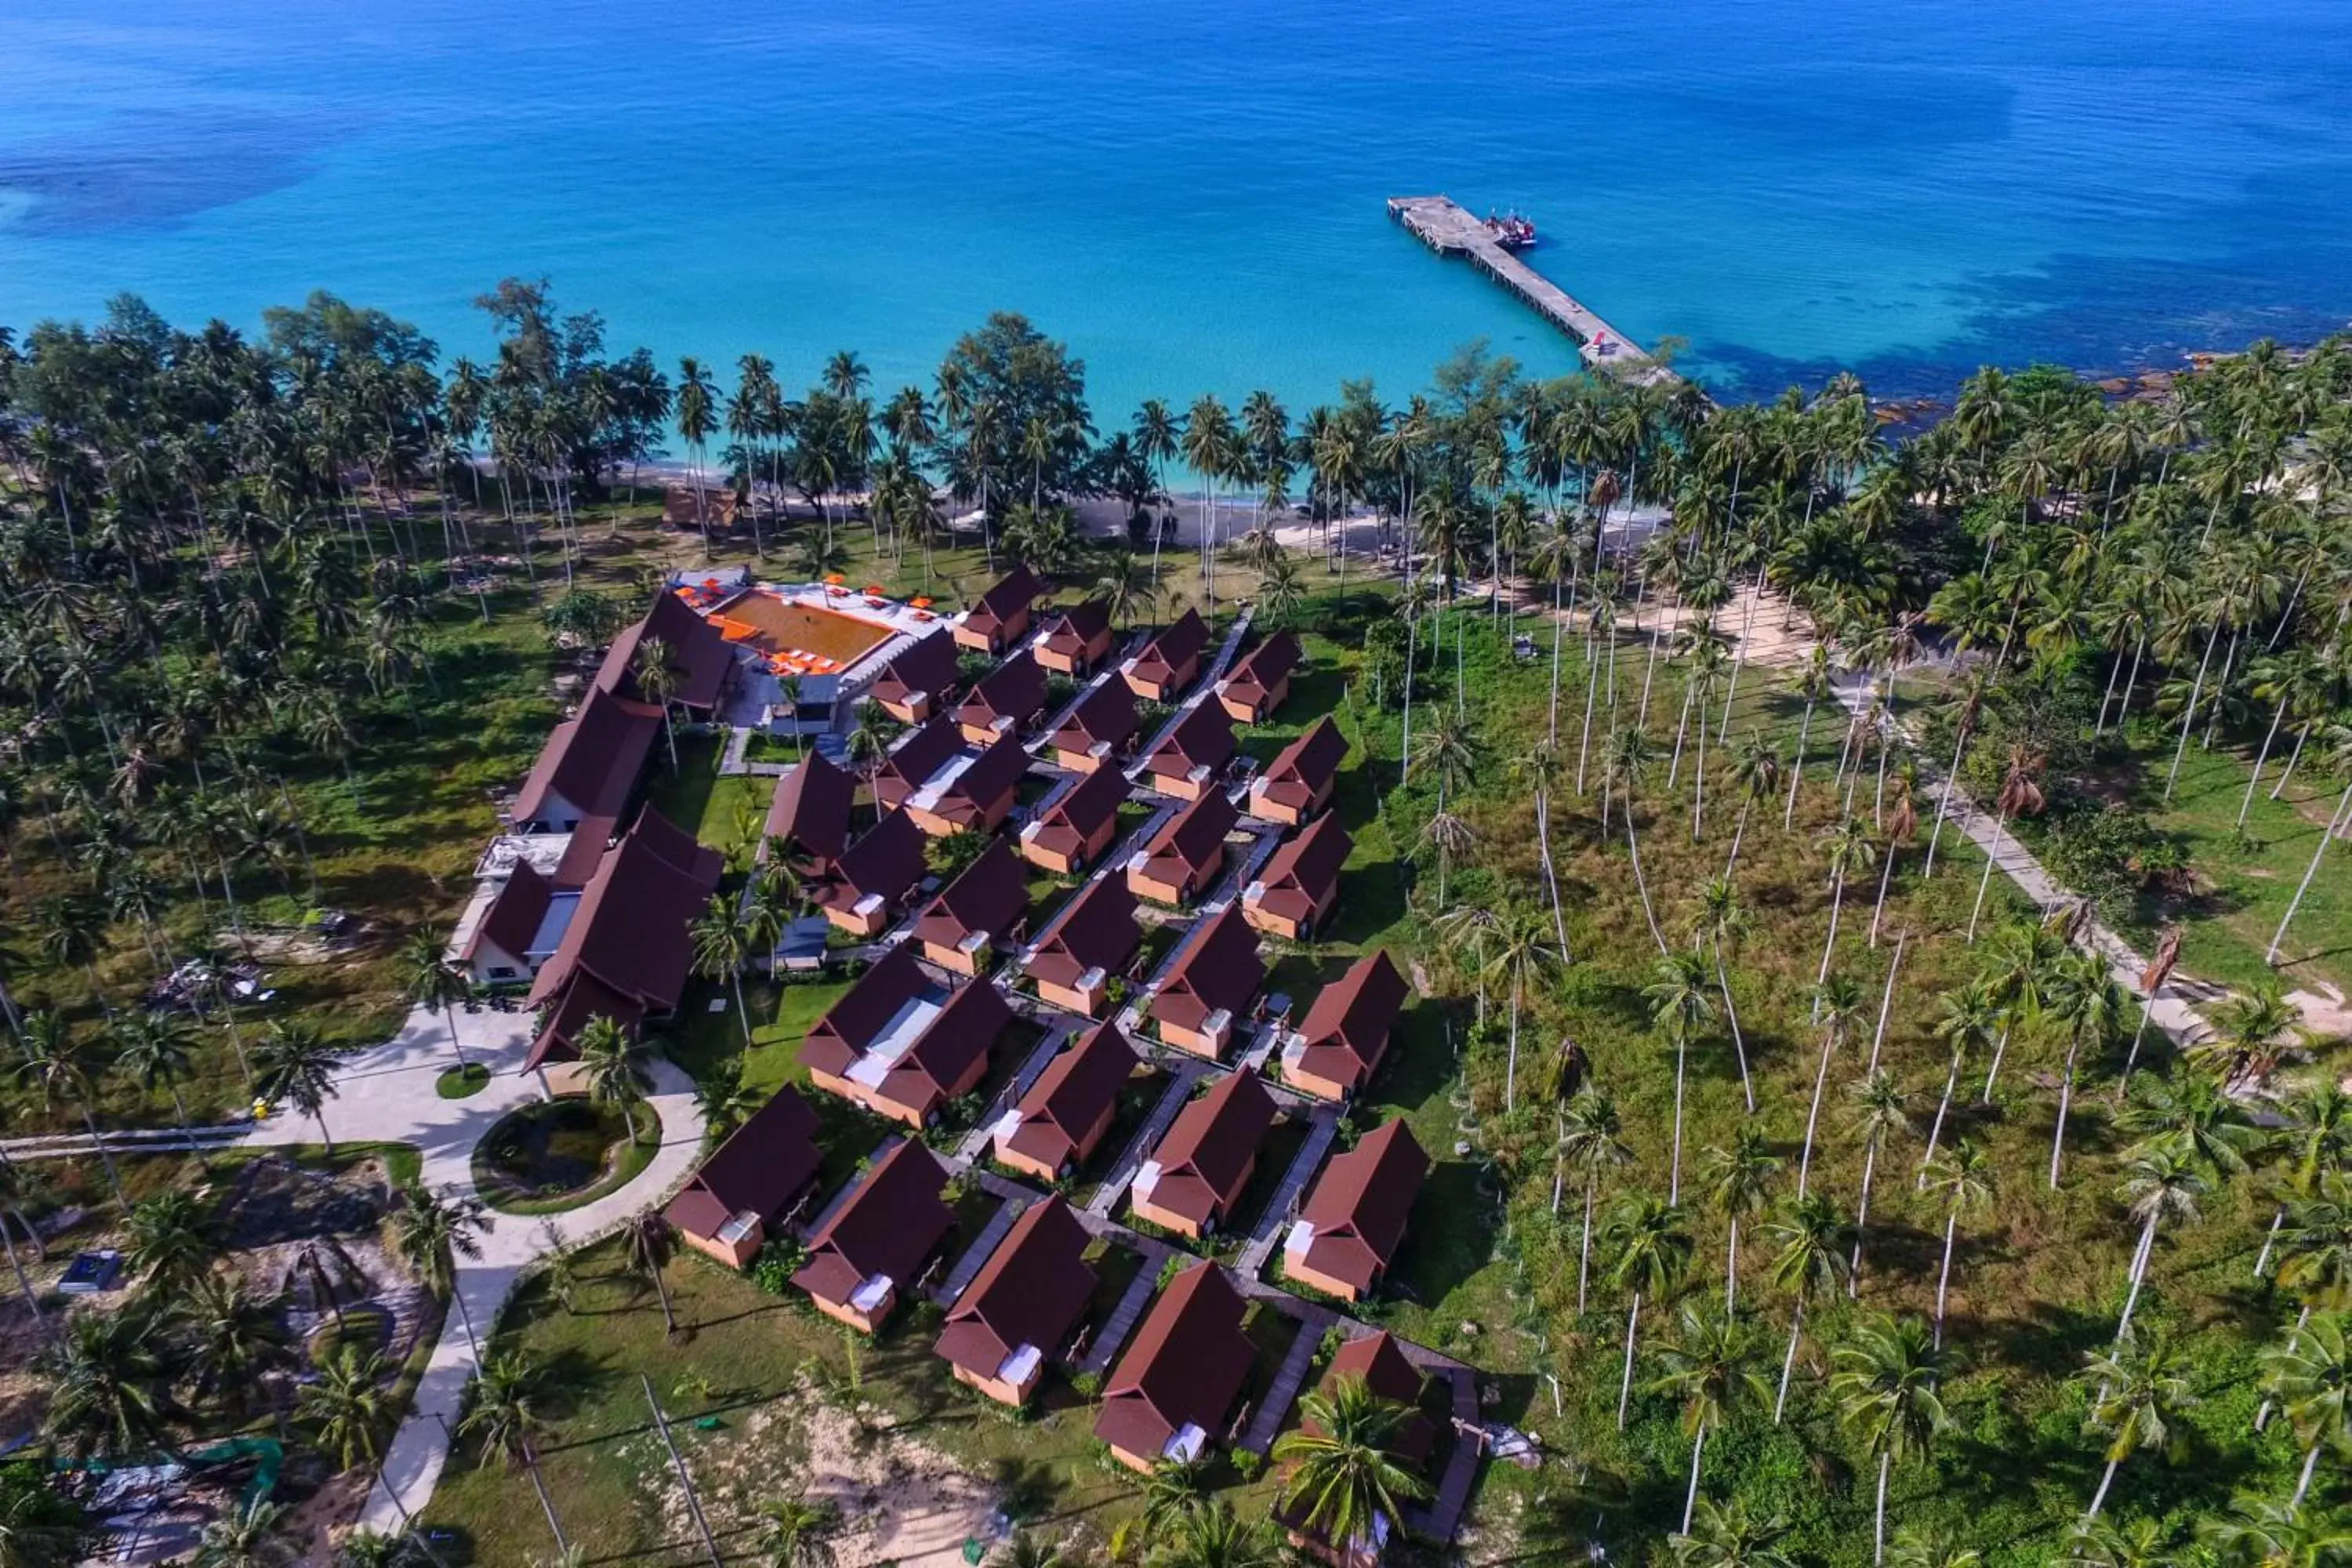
0,278,2349,1566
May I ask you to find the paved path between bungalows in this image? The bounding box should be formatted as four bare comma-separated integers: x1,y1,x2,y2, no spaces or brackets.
225,1003,709,1534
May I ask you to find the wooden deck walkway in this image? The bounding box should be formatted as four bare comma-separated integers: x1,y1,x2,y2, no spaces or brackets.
1237,1316,1321,1455
1388,195,1675,387
954,1017,1077,1163
1400,1353,1486,1542
1234,1108,1341,1279
1078,1264,1164,1376
931,1192,1027,1306
1085,1058,1210,1217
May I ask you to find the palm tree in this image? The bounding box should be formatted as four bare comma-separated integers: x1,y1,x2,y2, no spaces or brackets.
1846,1069,1912,1294
675,358,718,555
14,1012,122,1203
2061,1515,2176,1568
122,1188,219,1299
1919,981,1998,1183
2042,947,2128,1188
1647,1303,1769,1530
1143,1499,1279,1568
1967,746,2046,943
300,1344,392,1470
2267,724,2352,967
111,1011,201,1149
2261,1310,2352,1510
1484,906,1563,1113
622,1206,678,1334
1784,648,1833,829
1270,1374,1434,1553
1813,812,1878,989
1139,1457,1208,1540
169,1271,290,1417
1721,731,1783,881
1690,877,1757,1110
1889,1526,1983,1568
0,1468,90,1566
42,1306,183,1459
1797,973,1869,1198
1559,1088,1632,1312
1602,724,1671,953
2112,1143,2210,1344
633,635,681,771
1257,554,1305,627
2198,1493,2352,1565
460,1351,570,1555
1602,1192,1693,1429
1700,1125,1779,1316
1925,1141,1995,1349
386,1180,490,1352
253,1022,346,1153
575,1013,652,1142
1417,809,1475,911
757,1500,840,1567
1765,1192,1851,1423
2078,1337,2198,1519
690,895,757,1047
1670,1497,1798,1568
2201,978,2299,1088
191,1498,292,1568
1831,1313,1954,1566
2256,1083,2352,1282
394,925,471,1070
1645,949,1718,1203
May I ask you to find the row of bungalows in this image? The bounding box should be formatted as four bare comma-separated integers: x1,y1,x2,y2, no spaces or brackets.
873,719,1029,838
799,946,1012,1127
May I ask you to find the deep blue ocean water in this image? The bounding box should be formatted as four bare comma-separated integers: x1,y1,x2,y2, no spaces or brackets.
3,0,2350,413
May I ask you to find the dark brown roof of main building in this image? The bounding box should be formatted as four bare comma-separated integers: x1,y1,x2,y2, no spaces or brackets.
466,863,553,965
1001,1022,1137,1173
522,970,645,1073
913,840,1029,955
1138,1069,1275,1229
1151,906,1264,1041
1094,1261,1253,1461
869,629,962,712
1293,1120,1428,1295
1290,949,1408,1094
524,806,721,1012
664,1087,823,1240
1024,875,1142,996
763,753,855,869
598,590,735,712
510,683,660,827
935,1196,1096,1381
792,1140,953,1308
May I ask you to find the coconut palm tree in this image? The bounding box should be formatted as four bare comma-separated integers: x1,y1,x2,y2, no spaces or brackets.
1417,809,1475,912
1813,813,1878,989
1645,949,1718,1204
111,1011,201,1150
1721,731,1784,881
394,924,471,1071
386,1179,490,1352
1831,1313,1954,1566
1887,1526,1984,1568
1700,1125,1779,1315
2078,1336,2198,1519
2043,947,2129,1188
1967,746,2047,943
1602,1192,1693,1430
2113,1143,2211,1344
1560,1088,1632,1312
1691,877,1757,1112
1765,1192,1851,1423
2256,1084,2352,1282
1784,648,1834,830
2060,1514,2176,1568
1647,1302,1769,1530
41,1304,183,1459
1846,1069,1912,1295
0,1468,90,1566
690,895,757,1046
1798,973,1869,1198
1270,1374,1433,1553
14,1011,123,1203
122,1188,219,1300
253,1022,347,1154
2198,1492,2352,1565
1925,1141,1995,1349
191,1498,292,1568
2200,978,2299,1088
622,1207,678,1335
1919,982,1998,1183
1602,724,1671,954
2260,1311,2352,1511
633,635,681,772
2268,723,2352,967
460,1351,571,1555
1486,906,1565,1113
575,1013,652,1142
1669,1497,1798,1568
169,1271,290,1417
300,1344,392,1471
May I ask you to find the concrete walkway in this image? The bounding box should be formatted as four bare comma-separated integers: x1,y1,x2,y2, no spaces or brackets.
227,1003,709,1534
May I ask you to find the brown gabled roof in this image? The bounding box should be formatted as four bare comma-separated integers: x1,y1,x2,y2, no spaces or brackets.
1024,764,1127,864
869,630,962,712
466,863,553,965
914,840,1030,956
1134,789,1237,887
1094,1261,1253,1460
1024,876,1142,996
1139,1069,1275,1228
1048,678,1139,758
1142,702,1237,788
935,1196,1096,1381
598,591,735,711
522,971,645,1073
953,650,1047,737
524,807,722,1011
872,719,964,808
963,566,1046,637
1294,1121,1428,1296
1218,630,1299,713
764,754,855,869
792,1140,953,1308
937,735,1030,826
1291,950,1408,1095
1001,1022,1137,1173
1038,601,1111,661
800,946,931,1082
510,683,660,826
1255,717,1347,815
665,1087,823,1240
1248,814,1352,927
866,978,1011,1120
1127,609,1209,689
816,809,926,918
1151,906,1264,1043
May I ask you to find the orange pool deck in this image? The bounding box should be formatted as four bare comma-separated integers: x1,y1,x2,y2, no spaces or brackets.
706,590,898,668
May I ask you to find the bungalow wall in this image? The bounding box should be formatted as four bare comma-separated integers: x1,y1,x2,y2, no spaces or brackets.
1034,971,1111,1018
1282,1248,1371,1304
1282,1060,1359,1104
877,691,937,725
1129,848,1221,907
808,1286,898,1335
904,787,1014,838
1156,1014,1236,1061
1243,888,1333,942
1218,669,1292,724
955,604,1032,654
679,1222,764,1271
950,1359,1044,1407
1036,626,1112,676
1123,652,1200,703
1247,776,1332,827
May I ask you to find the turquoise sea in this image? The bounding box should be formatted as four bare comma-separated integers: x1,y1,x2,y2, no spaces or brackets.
2,0,2350,412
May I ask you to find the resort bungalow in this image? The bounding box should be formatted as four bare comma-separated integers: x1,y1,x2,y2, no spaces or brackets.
1248,717,1346,826
761,753,855,878
1144,905,1265,1060
811,810,926,937
459,862,554,986
1138,702,1238,802
1094,1261,1254,1472
1126,789,1238,907
1129,1069,1276,1238
955,564,1046,655
913,839,1030,975
1121,609,1209,702
1035,600,1114,675
1282,950,1408,1102
663,485,740,534
1046,678,1140,773
990,1021,1138,1181
792,1139,953,1333
935,1196,1097,1407
800,950,1014,1127
1274,1331,1436,1563
600,590,737,716
875,721,1027,837
1214,630,1299,724
1020,764,1127,875
507,683,659,836
953,649,1048,746
663,1087,823,1268
1242,814,1352,941
521,807,722,1077
868,629,963,724
1281,1121,1428,1304
1021,875,1142,1017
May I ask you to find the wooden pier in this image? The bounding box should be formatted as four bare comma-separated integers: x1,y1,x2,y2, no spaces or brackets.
1387,195,1675,385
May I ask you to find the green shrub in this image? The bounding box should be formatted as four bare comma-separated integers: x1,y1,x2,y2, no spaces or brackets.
1230,1448,1265,1480
750,1238,806,1295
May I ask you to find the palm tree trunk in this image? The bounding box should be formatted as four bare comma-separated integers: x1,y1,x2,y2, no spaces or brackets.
1966,808,2012,945
2270,722,2313,800
1873,1449,1891,1566
2256,1305,2310,1432
79,1106,125,1205
2114,1214,2158,1342
1712,941,1754,1112
2254,1206,2285,1279
442,1006,470,1071
1814,873,1848,990
1617,1291,1642,1430
1933,1210,1958,1348
1724,799,1752,882
1850,1138,1879,1296
2239,699,2289,826
1796,1033,1835,1199
1625,807,1670,956
1784,697,1817,829
732,971,752,1047
1980,1023,2013,1103
1669,1035,1687,1204
1867,841,1900,948
526,1448,571,1555
2292,1439,2324,1511
1775,1298,1804,1423
2269,782,2352,964
1578,1178,1595,1313
2048,1040,2080,1189
1921,713,1975,879
1,1214,43,1324
1504,982,1522,1112
1683,1421,1708,1534
2161,622,2223,802
1918,1044,1964,1188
